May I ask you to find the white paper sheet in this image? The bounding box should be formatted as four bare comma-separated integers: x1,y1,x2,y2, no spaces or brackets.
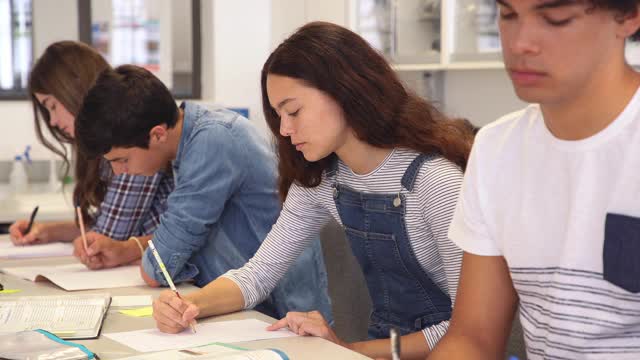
111,295,153,307
105,319,297,352
0,263,147,291
118,349,284,360
0,235,73,259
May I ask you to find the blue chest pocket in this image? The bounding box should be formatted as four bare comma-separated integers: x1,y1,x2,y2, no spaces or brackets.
603,213,640,293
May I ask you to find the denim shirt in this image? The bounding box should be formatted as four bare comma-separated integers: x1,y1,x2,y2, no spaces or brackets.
141,102,332,320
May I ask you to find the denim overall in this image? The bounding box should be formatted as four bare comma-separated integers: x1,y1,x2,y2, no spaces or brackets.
331,154,452,338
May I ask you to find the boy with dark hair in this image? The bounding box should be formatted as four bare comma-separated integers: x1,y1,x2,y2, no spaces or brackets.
76,65,332,322
430,1,640,359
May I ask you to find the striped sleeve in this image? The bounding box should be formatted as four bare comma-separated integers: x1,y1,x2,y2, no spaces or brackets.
417,158,464,349
222,182,332,309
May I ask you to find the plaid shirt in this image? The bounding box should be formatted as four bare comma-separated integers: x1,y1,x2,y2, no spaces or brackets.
92,165,175,241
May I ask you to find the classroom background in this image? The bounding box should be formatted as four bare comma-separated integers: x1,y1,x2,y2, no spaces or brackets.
1,1,639,358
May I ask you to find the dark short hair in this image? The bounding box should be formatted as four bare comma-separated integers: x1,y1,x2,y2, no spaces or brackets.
76,65,178,158
588,0,640,40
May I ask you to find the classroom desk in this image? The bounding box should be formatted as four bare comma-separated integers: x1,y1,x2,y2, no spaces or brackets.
0,254,370,360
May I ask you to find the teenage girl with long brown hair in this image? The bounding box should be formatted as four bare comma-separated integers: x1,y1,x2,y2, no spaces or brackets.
151,22,474,359
9,41,173,270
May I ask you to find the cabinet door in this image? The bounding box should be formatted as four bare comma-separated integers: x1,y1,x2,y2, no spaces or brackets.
448,0,502,63
355,0,441,65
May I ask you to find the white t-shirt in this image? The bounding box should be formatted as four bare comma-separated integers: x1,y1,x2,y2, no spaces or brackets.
449,86,640,359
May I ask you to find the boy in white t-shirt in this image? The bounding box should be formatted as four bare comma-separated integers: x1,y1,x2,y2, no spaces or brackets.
430,1,640,359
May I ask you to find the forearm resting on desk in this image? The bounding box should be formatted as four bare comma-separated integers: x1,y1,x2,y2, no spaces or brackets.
428,332,503,359
350,331,430,360
188,277,246,318
39,221,80,242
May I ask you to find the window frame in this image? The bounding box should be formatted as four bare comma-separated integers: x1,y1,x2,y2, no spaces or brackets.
0,0,34,100
0,0,202,100
78,0,202,99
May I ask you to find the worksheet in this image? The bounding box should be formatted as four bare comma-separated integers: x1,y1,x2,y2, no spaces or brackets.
105,319,296,352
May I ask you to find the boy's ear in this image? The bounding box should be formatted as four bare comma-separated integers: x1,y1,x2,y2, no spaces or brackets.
148,125,168,146
618,5,640,39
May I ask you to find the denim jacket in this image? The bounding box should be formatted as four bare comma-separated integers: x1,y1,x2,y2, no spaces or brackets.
141,102,332,321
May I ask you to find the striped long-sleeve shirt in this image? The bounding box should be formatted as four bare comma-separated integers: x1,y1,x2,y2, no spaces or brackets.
223,148,463,349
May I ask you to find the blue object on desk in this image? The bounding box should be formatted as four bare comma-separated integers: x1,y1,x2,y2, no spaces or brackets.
228,107,250,119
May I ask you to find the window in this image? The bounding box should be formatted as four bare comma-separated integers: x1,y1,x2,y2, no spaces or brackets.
0,0,32,98
79,0,201,98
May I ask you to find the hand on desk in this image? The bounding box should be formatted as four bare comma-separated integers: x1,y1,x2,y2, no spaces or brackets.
268,311,351,349
73,232,139,270
153,290,199,333
9,220,50,245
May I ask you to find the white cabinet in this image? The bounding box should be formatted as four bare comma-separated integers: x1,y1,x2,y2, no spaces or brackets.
352,0,640,71
353,0,502,71
447,0,501,63
270,0,349,49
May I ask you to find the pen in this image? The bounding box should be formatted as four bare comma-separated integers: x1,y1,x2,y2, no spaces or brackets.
148,240,197,333
24,205,39,235
76,206,89,253
390,327,400,360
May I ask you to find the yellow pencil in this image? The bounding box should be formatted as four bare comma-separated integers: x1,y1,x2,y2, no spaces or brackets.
148,240,197,333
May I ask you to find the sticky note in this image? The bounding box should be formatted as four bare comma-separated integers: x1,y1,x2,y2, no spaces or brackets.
119,306,153,317
0,289,21,294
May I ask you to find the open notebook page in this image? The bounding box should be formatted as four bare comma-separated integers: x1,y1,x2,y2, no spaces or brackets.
0,293,111,339
0,263,146,290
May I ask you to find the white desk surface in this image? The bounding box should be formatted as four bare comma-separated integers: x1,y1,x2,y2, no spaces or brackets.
0,253,370,360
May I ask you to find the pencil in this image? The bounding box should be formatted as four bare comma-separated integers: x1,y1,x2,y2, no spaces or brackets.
76,206,88,253
148,240,197,333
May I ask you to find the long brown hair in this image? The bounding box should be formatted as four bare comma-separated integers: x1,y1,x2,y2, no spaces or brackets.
261,22,475,201
28,41,111,225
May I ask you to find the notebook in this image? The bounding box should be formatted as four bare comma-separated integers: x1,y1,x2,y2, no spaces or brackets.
0,293,111,339
0,263,147,291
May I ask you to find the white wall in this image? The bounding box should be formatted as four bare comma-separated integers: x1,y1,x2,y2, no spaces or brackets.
32,0,78,56
211,0,271,135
